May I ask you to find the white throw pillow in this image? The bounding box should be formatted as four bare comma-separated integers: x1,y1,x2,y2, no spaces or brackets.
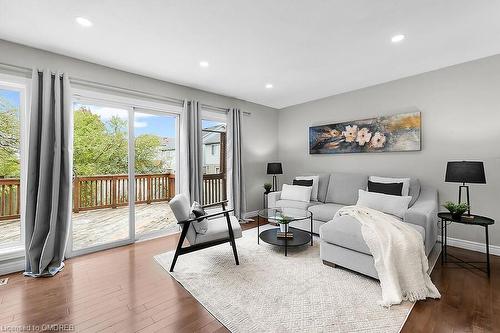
295,175,320,201
369,176,411,196
281,184,312,203
356,189,411,219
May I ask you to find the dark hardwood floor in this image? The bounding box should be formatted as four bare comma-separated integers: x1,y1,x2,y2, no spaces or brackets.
0,221,498,332
402,246,500,332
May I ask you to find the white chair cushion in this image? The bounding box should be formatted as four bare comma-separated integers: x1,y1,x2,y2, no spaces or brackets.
169,194,197,245
194,215,242,245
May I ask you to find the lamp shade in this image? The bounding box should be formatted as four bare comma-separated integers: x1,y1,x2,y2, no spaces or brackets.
445,161,486,184
266,162,283,175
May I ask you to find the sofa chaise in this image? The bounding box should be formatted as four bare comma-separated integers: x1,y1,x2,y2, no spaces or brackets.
267,172,438,279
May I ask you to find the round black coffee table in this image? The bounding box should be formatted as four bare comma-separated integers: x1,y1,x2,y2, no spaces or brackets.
257,208,313,256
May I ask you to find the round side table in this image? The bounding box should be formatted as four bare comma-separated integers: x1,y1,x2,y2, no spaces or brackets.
438,212,494,277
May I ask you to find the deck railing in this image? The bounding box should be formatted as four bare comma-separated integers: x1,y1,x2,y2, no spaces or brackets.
73,173,175,213
0,178,21,221
203,173,226,205
0,172,226,220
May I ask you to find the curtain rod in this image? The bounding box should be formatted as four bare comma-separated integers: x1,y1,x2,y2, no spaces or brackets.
0,62,183,106
201,103,251,116
0,61,252,115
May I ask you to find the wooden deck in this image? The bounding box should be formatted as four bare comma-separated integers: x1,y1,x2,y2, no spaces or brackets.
0,202,178,250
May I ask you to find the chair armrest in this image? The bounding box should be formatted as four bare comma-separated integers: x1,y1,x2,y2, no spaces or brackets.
202,200,228,209
178,209,235,224
267,191,281,208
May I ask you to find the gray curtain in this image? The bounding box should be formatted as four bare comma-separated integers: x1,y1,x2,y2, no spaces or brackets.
186,100,203,203
24,69,72,277
228,108,247,219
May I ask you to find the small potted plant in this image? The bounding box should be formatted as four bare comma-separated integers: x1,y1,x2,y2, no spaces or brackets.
443,201,469,220
263,183,272,194
277,214,292,233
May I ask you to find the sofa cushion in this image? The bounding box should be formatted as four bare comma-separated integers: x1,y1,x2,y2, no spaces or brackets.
280,184,312,202
299,173,330,202
294,176,319,201
325,172,368,205
368,176,421,207
275,199,321,210
308,203,344,222
319,215,426,255
369,176,410,196
367,180,404,196
356,190,412,219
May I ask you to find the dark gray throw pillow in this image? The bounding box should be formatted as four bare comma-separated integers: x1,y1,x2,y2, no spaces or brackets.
191,201,208,234
293,179,314,187
367,181,403,196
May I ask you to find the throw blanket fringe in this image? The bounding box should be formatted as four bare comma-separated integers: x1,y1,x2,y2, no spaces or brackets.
335,205,441,307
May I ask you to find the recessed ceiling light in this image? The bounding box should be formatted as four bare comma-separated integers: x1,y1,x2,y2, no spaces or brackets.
199,61,209,68
265,83,273,89
76,17,93,27
391,34,405,43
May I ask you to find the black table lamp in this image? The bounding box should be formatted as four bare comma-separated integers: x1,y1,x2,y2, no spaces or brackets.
267,162,283,191
445,161,486,215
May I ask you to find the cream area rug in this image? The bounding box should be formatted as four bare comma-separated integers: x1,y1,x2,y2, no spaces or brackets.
154,225,440,333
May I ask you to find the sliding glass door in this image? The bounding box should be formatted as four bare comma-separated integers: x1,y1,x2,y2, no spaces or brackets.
67,91,181,256
70,103,132,253
134,109,178,239
0,83,25,253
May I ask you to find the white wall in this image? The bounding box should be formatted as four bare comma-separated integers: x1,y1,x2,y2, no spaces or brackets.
0,39,278,213
278,54,500,247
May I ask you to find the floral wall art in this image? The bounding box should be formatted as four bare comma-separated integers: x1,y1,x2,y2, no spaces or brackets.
309,111,421,154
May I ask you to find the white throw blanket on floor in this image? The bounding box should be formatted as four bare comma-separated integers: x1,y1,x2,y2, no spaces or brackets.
335,205,441,307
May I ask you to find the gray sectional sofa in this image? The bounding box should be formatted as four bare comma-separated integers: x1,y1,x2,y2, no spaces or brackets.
267,172,438,279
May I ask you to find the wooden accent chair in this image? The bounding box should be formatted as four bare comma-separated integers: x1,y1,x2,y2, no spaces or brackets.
168,194,242,272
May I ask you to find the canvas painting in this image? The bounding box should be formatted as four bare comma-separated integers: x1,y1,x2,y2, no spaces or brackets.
309,111,421,154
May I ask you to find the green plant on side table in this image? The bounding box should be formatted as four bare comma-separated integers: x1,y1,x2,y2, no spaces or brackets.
263,182,273,194
443,201,470,220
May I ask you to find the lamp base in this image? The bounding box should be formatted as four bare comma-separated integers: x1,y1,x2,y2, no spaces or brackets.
458,183,471,216
272,175,279,192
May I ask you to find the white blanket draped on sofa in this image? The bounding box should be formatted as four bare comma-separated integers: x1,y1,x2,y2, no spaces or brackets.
335,206,441,307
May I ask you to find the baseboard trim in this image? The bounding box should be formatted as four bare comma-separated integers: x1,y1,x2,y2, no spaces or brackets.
243,210,258,219
438,235,500,256
0,258,24,277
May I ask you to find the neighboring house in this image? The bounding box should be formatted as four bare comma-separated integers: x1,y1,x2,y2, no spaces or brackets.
159,137,176,172
202,124,225,174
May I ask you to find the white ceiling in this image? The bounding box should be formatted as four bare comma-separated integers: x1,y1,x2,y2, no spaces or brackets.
1,1,500,109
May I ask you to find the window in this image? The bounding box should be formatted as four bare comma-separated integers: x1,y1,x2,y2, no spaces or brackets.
0,74,28,255
202,118,226,205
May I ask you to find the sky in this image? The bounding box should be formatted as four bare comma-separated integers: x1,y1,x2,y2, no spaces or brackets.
74,103,224,138
0,89,20,108
74,103,176,137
